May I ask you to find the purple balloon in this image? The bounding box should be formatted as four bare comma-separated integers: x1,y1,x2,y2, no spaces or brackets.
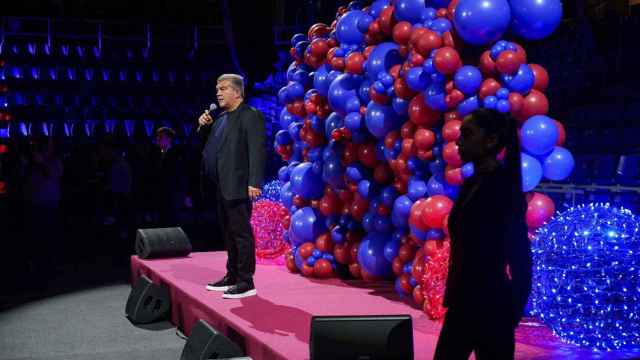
453,0,511,45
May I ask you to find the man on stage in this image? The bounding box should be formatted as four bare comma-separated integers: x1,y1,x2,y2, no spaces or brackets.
198,74,266,299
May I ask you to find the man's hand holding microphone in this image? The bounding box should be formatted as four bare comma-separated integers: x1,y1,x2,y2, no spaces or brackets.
197,103,217,131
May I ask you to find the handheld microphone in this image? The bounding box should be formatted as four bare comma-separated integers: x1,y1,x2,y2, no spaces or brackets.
197,103,218,132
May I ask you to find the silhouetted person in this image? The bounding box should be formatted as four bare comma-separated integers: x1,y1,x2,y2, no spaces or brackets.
434,109,532,360
198,74,266,299
152,127,187,226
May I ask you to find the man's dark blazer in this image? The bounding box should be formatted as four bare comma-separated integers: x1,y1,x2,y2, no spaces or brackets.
201,102,266,200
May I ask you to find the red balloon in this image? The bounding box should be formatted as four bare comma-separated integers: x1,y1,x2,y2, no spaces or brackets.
301,263,315,277
442,31,458,49
526,192,555,229
513,43,528,64
299,242,316,259
334,243,351,264
308,23,331,40
331,56,345,71
517,89,549,122
442,142,462,167
350,196,369,221
410,51,425,66
445,166,464,186
416,149,433,161
496,50,523,75
415,30,443,57
342,143,359,164
554,120,566,146
363,45,376,59
293,195,307,208
508,92,524,113
286,254,298,273
392,21,413,45
310,38,329,58
350,241,360,261
409,198,429,230
392,257,405,276
479,78,501,100
374,163,393,184
399,273,413,295
358,143,378,168
349,262,362,278
379,6,396,35
445,80,455,94
530,64,549,92
401,138,416,157
369,86,390,104
316,232,334,253
421,195,454,229
433,47,461,75
393,178,408,194
414,128,436,150
394,77,416,100
447,0,459,19
412,258,425,280
479,50,496,76
445,89,465,108
314,259,334,278
409,94,440,126
443,216,450,237
444,111,461,123
398,244,416,263
384,130,400,149
413,285,425,305
401,121,416,139
442,120,461,142
345,52,365,74
409,27,429,46
287,100,306,118
389,64,402,80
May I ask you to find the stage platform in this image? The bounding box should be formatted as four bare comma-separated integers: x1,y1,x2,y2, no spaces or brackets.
130,252,637,360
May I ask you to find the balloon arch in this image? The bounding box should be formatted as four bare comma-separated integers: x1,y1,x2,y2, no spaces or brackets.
267,0,570,320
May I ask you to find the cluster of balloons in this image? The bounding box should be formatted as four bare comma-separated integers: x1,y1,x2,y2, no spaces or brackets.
277,0,568,319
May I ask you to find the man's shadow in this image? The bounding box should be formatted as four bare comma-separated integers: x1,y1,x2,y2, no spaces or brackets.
230,295,312,343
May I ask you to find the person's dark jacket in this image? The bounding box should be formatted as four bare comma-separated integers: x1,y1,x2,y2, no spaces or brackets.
200,102,266,200
444,166,532,326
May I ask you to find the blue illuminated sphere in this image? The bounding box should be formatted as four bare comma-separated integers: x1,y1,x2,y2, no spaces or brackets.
530,203,640,351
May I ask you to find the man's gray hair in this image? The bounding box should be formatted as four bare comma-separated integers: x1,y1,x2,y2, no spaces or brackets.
217,74,245,98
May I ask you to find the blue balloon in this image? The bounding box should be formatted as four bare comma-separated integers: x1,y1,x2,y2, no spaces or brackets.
407,179,428,201
281,181,294,208
521,115,559,155
336,10,367,46
365,42,403,82
292,70,311,87
329,73,362,116
291,33,307,47
502,64,534,94
483,95,498,109
510,0,562,40
358,179,379,199
383,239,401,262
346,163,368,182
294,246,305,270
279,108,298,129
307,257,317,266
430,18,452,33
426,228,445,241
358,80,372,103
457,96,480,116
325,112,344,138
461,162,475,178
496,99,511,113
345,111,364,132
380,186,398,207
543,146,574,181
453,0,511,45
288,121,302,141
362,213,376,232
275,129,292,146
331,225,346,244
496,87,510,99
312,249,322,259
365,101,400,138
429,158,446,174
393,195,413,218
425,83,447,111
454,66,482,96
391,96,409,116
290,162,324,199
395,0,428,24
369,0,391,18
521,153,543,192
410,225,429,244
374,215,393,233
313,64,333,97
322,158,345,188
426,174,459,199
357,14,374,33
290,207,327,246
403,263,413,274
278,166,289,182
406,66,430,92
358,232,393,277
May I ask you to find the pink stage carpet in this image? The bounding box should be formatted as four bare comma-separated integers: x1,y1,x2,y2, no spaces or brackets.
130,252,638,360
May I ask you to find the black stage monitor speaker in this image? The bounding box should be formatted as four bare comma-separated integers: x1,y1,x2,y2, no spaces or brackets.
135,227,192,259
125,275,170,324
310,314,413,360
180,319,244,360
